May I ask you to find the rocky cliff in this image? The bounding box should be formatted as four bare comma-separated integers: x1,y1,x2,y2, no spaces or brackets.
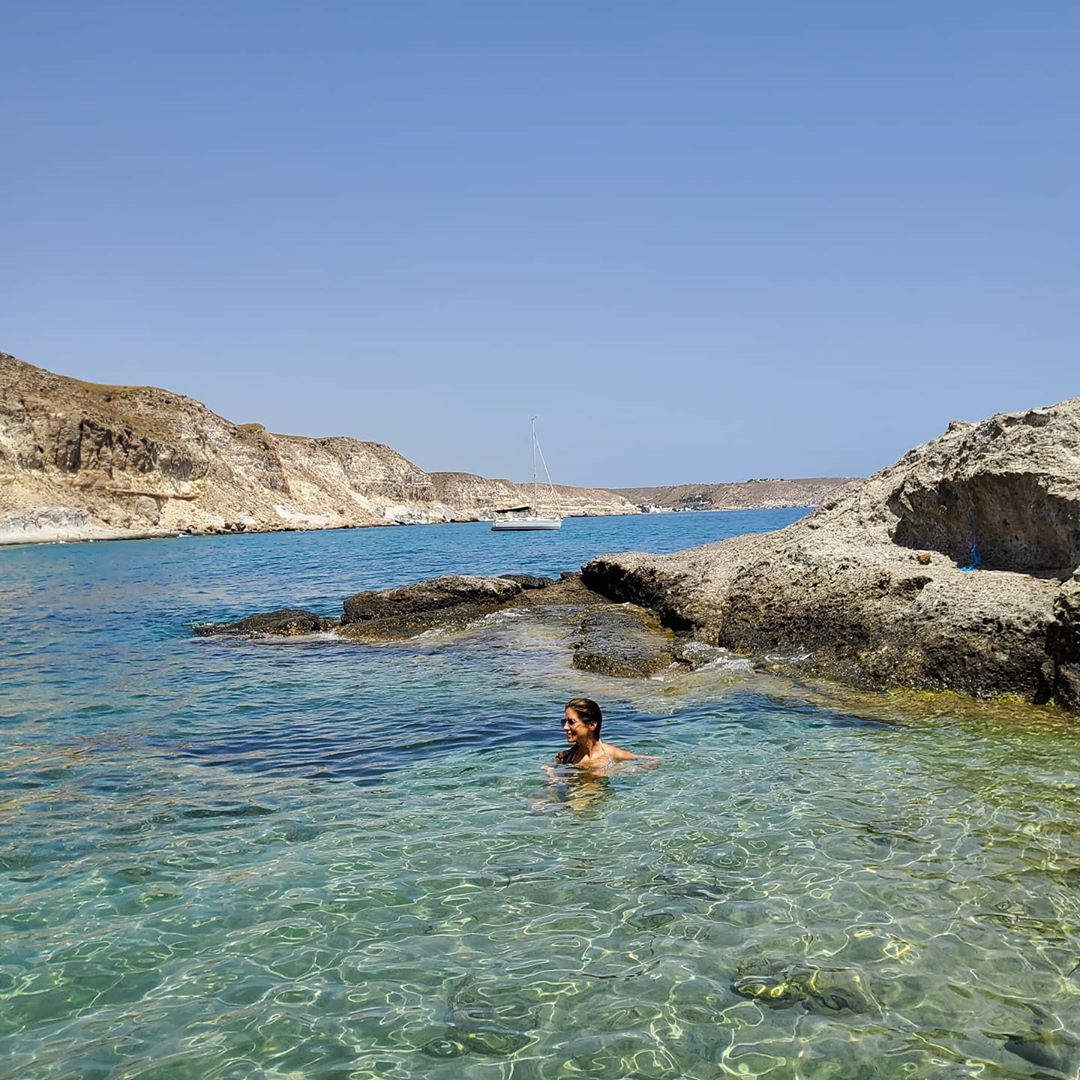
583,399,1080,714
0,353,636,543
612,477,856,510
430,472,633,519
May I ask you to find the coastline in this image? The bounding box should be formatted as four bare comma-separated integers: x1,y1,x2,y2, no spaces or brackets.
0,505,821,549
1,353,852,549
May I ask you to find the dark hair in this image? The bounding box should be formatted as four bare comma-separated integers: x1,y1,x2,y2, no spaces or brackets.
555,698,603,764
565,697,602,734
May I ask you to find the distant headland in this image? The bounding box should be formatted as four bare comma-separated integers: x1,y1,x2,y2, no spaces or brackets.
613,478,857,513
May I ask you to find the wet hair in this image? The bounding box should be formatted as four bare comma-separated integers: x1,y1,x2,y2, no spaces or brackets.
565,697,602,734
555,698,603,764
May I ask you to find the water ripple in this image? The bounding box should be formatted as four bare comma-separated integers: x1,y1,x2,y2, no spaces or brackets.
3,513,1080,1077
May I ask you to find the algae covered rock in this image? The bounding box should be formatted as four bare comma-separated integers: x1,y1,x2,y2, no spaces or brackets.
193,609,333,636
499,573,556,590
193,573,617,649
342,574,523,624
572,606,680,678
731,959,875,1015
339,575,524,640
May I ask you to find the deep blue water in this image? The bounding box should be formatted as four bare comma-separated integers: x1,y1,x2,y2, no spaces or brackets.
3,508,1080,1079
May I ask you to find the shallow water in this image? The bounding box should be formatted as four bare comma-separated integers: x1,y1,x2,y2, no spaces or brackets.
2,511,1079,1078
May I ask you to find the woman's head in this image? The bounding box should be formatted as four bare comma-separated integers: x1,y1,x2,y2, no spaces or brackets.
564,697,602,738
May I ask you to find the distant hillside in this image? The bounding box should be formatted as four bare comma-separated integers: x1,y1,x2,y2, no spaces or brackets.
611,477,857,511
429,474,631,519
0,352,636,544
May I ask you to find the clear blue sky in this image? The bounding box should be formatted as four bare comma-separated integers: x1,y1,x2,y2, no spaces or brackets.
3,2,1077,486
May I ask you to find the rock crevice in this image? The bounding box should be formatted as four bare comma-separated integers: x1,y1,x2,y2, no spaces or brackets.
889,472,1079,574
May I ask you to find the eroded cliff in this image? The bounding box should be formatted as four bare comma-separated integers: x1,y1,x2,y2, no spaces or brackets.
429,472,633,519
0,353,636,543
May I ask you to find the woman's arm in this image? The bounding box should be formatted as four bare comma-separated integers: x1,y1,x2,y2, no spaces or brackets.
607,744,660,764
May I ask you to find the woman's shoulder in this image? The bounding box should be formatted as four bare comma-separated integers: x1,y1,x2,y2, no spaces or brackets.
602,742,637,762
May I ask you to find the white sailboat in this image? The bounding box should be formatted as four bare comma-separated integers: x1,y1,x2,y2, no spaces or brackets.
491,418,563,531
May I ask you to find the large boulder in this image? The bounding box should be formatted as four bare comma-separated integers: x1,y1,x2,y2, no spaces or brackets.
342,575,522,621
583,399,1080,711
339,575,526,640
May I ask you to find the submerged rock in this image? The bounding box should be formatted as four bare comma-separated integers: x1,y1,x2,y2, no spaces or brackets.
193,609,334,636
731,960,875,1015
584,398,1080,712
573,606,681,677
1000,1004,1080,1076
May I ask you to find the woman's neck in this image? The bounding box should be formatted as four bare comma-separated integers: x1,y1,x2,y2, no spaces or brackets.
577,735,600,757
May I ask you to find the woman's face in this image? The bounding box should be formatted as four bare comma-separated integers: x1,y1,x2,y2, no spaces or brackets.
563,707,595,743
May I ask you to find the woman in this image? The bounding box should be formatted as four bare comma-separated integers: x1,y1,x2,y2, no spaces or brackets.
552,697,653,770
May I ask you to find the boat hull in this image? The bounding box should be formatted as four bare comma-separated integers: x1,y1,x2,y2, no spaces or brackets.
491,517,562,531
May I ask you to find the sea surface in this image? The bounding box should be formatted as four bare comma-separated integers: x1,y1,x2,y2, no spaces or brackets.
2,510,1079,1079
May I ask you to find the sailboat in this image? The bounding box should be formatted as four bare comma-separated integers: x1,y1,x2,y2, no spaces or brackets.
491,418,563,531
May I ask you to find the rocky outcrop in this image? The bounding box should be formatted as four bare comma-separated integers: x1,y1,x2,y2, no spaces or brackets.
0,352,636,543
1046,579,1080,711
194,571,702,677
339,575,526,639
612,477,856,511
194,609,337,636
584,399,1080,713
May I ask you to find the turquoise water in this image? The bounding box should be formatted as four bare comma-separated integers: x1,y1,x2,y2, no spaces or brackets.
2,510,1080,1079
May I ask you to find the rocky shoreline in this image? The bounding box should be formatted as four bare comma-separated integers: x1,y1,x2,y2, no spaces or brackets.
585,398,1080,714
194,572,707,680
1,352,845,546
196,397,1080,718
19,352,1077,715
0,352,635,545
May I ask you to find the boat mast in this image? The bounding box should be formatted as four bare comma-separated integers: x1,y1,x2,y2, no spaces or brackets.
530,418,561,517
531,416,538,501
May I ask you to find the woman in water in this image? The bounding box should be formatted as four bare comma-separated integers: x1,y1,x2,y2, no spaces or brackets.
553,697,653,770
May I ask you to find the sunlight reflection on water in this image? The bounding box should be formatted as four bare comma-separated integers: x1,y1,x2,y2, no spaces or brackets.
2,511,1079,1078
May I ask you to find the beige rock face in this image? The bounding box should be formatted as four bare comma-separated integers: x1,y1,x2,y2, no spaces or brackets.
429,472,634,518
613,477,857,511
0,353,636,543
583,398,1080,713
